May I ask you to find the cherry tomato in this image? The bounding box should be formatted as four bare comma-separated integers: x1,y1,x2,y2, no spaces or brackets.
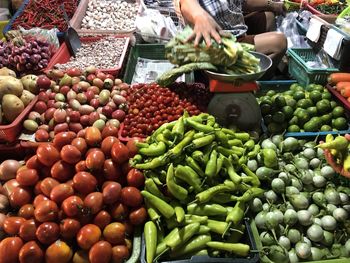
73,172,98,195
19,219,37,241
26,156,43,170
52,132,76,150
85,150,105,170
83,192,103,215
76,224,101,250
126,169,145,188
61,196,83,217
111,142,129,164
60,145,82,164
34,200,58,222
36,222,60,245
50,161,75,182
129,207,147,226
72,250,89,263
9,186,32,208
85,127,102,146
0,237,23,263
89,241,112,263
50,184,74,204
102,182,121,204
45,240,72,263
101,136,119,157
71,137,88,155
40,178,59,197
3,216,26,235
111,245,130,263
103,159,122,181
103,222,125,245
60,218,81,239
19,241,44,263
109,202,129,221
18,204,35,219
36,144,60,167
126,139,141,157
101,125,119,138
34,181,43,195
120,187,143,207
3,179,20,196
16,169,39,187
93,210,111,230
33,194,49,208
75,160,87,172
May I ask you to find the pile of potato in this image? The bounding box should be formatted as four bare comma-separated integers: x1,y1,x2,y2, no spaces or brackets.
0,67,37,124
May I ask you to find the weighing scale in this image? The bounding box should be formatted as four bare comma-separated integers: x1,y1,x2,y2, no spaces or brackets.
205,52,272,131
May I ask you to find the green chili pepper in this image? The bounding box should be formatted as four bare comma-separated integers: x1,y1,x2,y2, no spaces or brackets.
130,154,143,167
211,193,235,204
185,156,205,178
158,170,167,184
241,164,260,187
203,142,217,163
207,242,250,256
192,150,204,164
206,219,230,235
175,165,202,192
155,134,172,146
144,221,157,263
218,146,244,157
145,178,168,201
215,130,230,148
205,149,217,178
184,214,208,224
141,191,175,219
156,228,179,256
166,164,188,201
163,129,175,140
186,113,209,123
186,119,215,133
225,201,245,236
193,249,208,256
221,128,235,136
197,226,211,235
136,142,150,149
167,130,195,159
228,139,244,147
223,180,238,191
165,223,200,250
227,224,245,243
206,115,216,126
195,184,230,203
170,235,212,258
238,155,247,166
244,139,255,151
135,154,169,170
188,134,216,150
151,121,176,141
171,201,185,223
216,153,225,176
231,188,265,202
223,157,242,184
187,203,227,216
145,199,161,222
144,171,163,185
233,132,250,142
193,132,205,139
172,116,185,140
247,144,260,159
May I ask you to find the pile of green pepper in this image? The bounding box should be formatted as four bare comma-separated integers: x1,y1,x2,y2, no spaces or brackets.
131,112,265,262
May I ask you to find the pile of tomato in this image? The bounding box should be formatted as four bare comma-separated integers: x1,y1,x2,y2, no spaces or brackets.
0,126,146,263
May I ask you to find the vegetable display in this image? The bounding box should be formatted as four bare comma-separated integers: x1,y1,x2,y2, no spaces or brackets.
314,2,347,14
329,72,350,102
250,135,350,262
157,26,260,86
258,83,348,133
133,113,264,261
0,128,145,263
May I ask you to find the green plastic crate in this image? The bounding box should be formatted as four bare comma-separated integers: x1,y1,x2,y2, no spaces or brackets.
123,44,193,84
287,48,338,87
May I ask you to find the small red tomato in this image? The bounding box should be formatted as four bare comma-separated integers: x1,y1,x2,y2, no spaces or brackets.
120,187,143,207
73,172,98,195
75,160,87,172
34,101,47,114
36,75,51,89
60,218,81,239
86,150,105,170
103,159,122,181
89,111,100,123
35,129,50,142
38,91,49,102
126,138,141,157
0,237,24,263
9,186,32,208
18,204,35,219
33,194,49,208
45,240,72,263
71,137,88,155
26,155,43,170
103,222,125,245
102,182,121,204
89,241,112,263
53,109,67,123
52,132,76,150
93,210,111,229
129,207,147,226
34,200,58,222
111,142,129,164
67,68,82,77
126,169,145,188
60,145,82,164
36,144,60,167
3,216,26,235
36,222,60,245
19,241,44,263
61,196,83,217
54,123,69,134
109,202,129,221
16,169,39,187
76,224,101,250
84,192,103,215
101,136,119,156
51,160,75,182
101,125,119,138
111,245,130,263
50,184,74,204
40,178,59,197
19,219,37,241
85,127,102,146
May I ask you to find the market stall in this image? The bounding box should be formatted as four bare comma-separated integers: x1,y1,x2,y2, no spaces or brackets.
0,0,350,262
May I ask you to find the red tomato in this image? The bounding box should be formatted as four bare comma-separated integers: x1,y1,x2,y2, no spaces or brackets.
111,142,129,164
34,200,58,222
124,220,134,236
40,178,59,197
60,218,81,239
129,207,147,226
0,237,24,263
34,181,43,195
3,216,26,235
126,169,145,188
101,125,119,138
126,139,141,157
34,101,47,114
45,240,73,263
76,224,101,250
33,194,49,208
19,219,37,241
9,186,32,208
85,127,102,146
50,160,75,182
50,184,74,204
52,131,76,150
109,202,129,221
89,241,112,263
66,68,82,77
36,75,51,89
122,162,132,176
120,187,143,207
60,145,82,164
16,169,39,187
85,150,105,170
111,245,130,263
3,179,20,196
101,136,119,156
71,137,88,155
93,210,111,230
19,241,44,263
61,196,83,217
102,182,121,204
26,156,43,170
36,222,60,245
18,204,35,219
73,172,98,195
36,144,60,167
103,222,125,245
75,160,87,172
35,129,50,142
84,192,103,214
103,159,122,181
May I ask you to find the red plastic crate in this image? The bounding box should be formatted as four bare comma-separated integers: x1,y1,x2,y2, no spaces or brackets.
46,36,130,76
327,84,350,112
0,96,38,143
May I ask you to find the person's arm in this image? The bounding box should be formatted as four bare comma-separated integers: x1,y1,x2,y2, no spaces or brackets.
243,0,285,15
179,0,222,46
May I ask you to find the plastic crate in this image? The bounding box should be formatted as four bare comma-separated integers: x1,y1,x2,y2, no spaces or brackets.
140,218,259,263
327,84,350,111
123,44,193,84
287,48,338,86
305,3,338,23
46,36,130,76
0,96,38,143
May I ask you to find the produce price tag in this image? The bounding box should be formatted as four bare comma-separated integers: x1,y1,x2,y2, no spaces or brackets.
18,132,36,142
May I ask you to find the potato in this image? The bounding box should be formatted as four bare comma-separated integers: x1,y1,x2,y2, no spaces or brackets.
20,90,35,107
21,75,39,94
0,76,24,100
2,94,25,122
0,67,16,77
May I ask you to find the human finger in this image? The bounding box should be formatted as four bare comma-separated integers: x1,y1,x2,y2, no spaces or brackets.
203,32,212,47
211,30,222,44
185,32,196,43
194,32,203,47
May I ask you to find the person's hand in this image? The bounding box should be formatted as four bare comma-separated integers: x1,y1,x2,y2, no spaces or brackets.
271,1,286,16
186,12,222,47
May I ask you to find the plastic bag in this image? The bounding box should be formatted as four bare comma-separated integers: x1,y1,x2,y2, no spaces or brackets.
18,26,60,52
